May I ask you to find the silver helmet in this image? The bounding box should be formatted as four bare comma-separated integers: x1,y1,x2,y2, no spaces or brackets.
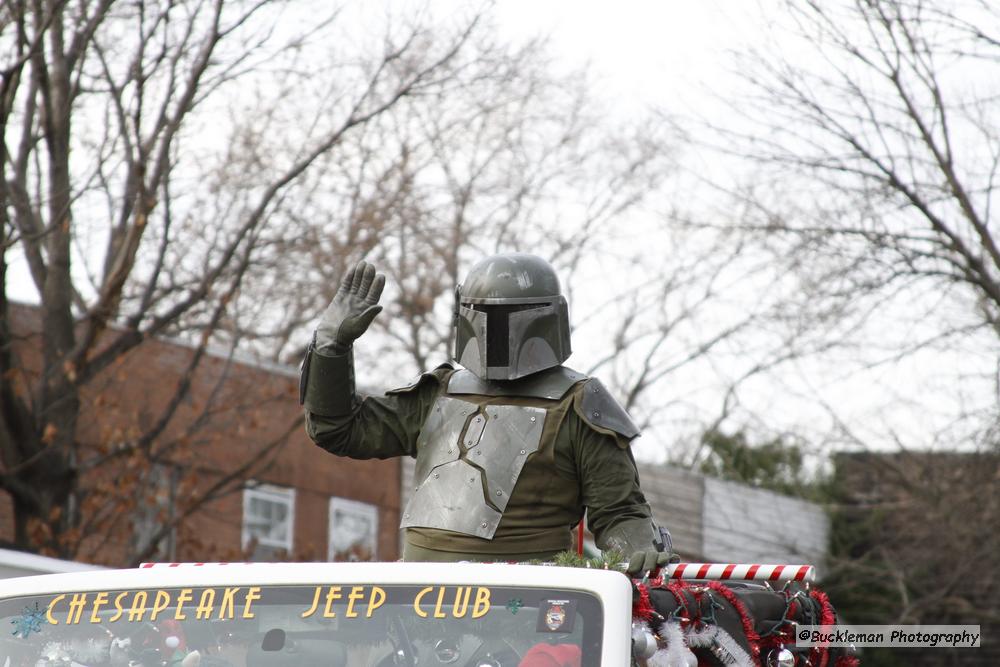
453,253,572,380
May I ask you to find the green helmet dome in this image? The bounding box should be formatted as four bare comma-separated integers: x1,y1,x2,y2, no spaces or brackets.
460,253,562,301
454,253,572,380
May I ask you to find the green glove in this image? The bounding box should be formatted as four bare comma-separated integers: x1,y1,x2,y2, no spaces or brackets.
601,519,675,578
625,550,673,578
315,260,386,352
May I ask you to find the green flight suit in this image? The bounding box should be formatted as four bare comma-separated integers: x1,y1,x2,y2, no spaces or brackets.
305,363,653,561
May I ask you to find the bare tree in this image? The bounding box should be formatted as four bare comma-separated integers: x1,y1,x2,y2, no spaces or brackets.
677,1,1000,646
240,28,682,379
689,0,1000,446
0,0,495,561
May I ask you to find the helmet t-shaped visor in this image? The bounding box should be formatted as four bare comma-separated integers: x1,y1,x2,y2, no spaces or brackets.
453,253,572,380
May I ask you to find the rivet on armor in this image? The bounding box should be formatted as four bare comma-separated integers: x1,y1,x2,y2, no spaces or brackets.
591,386,599,393
434,473,440,479
496,490,502,496
519,449,526,455
481,522,487,528
530,416,536,422
593,410,600,418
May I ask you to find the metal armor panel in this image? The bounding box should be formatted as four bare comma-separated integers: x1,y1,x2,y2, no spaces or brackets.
447,365,585,400
469,403,545,511
401,396,546,538
402,460,502,539
410,397,472,484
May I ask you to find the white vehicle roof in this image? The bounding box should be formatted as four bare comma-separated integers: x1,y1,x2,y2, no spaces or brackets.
0,561,633,665
1,561,624,596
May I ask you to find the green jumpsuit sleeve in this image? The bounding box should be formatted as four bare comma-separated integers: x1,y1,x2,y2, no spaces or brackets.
305,371,445,460
556,408,653,548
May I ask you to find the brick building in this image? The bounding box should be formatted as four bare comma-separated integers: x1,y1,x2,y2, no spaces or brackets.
1,303,401,566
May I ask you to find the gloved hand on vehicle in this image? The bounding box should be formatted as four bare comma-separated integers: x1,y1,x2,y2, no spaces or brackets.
315,260,385,353
602,519,676,578
625,549,674,578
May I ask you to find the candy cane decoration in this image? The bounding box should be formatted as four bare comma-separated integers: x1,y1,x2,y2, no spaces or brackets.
665,563,815,583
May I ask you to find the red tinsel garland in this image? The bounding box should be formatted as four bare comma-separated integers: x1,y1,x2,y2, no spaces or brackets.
704,580,762,665
756,589,796,656
809,588,837,667
632,582,655,623
631,580,853,667
665,581,694,626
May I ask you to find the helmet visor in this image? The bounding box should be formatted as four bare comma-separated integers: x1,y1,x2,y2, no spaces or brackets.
467,302,550,367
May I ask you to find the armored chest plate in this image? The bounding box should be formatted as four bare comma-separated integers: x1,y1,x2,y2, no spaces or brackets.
401,396,546,539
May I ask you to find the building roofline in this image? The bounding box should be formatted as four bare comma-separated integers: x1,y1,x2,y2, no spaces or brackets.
0,547,105,574
9,299,300,379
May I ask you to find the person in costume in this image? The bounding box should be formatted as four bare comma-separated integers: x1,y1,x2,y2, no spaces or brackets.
300,254,671,574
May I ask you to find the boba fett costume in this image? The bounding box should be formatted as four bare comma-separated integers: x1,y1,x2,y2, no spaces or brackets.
301,254,670,573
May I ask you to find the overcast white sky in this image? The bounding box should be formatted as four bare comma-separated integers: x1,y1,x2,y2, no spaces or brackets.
476,1,995,461
488,1,762,116
9,0,987,463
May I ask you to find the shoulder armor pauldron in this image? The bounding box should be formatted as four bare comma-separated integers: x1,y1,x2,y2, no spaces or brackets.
386,362,454,395
575,377,640,441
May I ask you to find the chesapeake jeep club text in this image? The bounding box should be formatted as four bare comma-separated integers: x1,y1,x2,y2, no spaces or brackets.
43,586,494,625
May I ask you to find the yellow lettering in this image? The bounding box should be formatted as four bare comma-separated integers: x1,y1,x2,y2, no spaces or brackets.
471,588,491,619
219,588,239,620
90,592,109,623
109,592,128,623
150,590,171,621
322,587,342,617
345,587,365,618
175,589,193,620
367,587,385,618
433,587,447,619
196,589,216,620
301,586,322,619
46,595,66,625
67,593,87,625
452,587,471,618
128,592,149,622
242,587,261,619
413,587,433,618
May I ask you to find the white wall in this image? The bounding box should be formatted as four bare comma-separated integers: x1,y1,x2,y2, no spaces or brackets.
0,548,105,579
700,476,828,571
641,465,829,575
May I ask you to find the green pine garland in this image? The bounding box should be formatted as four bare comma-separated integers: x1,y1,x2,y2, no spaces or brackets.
549,549,627,570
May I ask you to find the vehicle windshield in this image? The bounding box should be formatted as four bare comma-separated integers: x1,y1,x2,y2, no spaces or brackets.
1,583,603,667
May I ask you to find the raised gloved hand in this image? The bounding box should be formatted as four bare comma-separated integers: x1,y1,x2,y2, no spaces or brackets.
315,260,386,353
